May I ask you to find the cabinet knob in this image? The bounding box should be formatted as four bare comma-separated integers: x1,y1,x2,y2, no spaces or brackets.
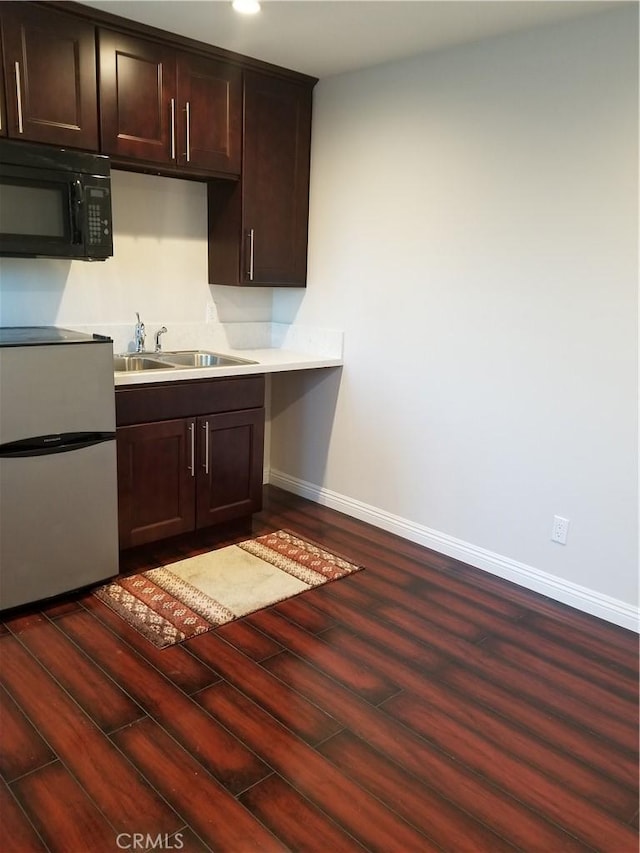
170,98,176,160
14,62,24,134
202,421,209,474
188,422,195,477
185,101,191,163
247,228,255,281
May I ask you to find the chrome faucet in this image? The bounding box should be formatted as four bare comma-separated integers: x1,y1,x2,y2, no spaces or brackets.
134,312,145,353
154,326,168,352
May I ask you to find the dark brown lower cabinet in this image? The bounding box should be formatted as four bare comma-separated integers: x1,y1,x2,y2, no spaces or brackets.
117,417,195,548
116,377,265,549
196,409,264,528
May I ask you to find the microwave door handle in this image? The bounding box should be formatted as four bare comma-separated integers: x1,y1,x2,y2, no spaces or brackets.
70,179,84,244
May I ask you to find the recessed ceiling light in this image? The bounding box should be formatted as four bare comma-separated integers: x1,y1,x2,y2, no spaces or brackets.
232,0,261,14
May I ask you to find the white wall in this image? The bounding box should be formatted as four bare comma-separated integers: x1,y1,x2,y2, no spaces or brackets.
271,7,639,625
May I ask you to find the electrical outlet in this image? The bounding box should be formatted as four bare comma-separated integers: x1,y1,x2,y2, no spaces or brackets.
205,302,217,323
551,515,569,545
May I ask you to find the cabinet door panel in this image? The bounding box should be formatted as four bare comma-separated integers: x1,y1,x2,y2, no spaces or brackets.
99,30,176,163
196,409,264,528
178,55,241,174
242,73,312,286
1,3,98,149
117,419,195,549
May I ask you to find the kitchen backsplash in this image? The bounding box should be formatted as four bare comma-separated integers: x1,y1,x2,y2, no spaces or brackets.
68,322,344,359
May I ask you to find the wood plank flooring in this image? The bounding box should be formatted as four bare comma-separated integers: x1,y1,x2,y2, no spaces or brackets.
0,485,638,852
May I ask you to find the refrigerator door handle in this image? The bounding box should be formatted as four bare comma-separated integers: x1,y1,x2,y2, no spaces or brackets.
0,431,116,458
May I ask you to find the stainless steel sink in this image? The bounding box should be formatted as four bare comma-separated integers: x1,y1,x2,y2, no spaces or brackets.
155,351,256,368
114,350,256,373
113,355,171,372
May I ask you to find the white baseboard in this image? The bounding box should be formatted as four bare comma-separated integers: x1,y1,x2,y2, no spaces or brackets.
268,469,639,633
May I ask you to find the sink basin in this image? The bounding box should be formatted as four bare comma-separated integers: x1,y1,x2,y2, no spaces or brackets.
114,350,256,373
113,355,171,372
155,351,256,368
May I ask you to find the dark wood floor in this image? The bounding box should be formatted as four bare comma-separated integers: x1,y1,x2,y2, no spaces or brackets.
1,485,638,852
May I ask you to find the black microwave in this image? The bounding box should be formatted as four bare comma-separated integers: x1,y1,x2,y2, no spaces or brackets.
0,140,113,261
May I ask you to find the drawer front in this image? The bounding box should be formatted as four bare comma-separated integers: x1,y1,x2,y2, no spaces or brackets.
115,375,265,426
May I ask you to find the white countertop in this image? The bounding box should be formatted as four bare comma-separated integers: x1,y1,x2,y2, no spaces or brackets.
114,346,343,386
101,321,343,386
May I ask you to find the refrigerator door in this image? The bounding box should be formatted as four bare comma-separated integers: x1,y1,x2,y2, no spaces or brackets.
0,439,118,609
0,340,115,444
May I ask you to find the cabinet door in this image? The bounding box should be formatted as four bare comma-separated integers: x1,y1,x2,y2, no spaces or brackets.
177,54,241,174
99,30,176,164
241,72,312,286
196,409,264,528
117,419,196,549
1,3,98,149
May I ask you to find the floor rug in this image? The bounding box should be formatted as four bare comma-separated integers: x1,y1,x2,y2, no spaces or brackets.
94,530,363,648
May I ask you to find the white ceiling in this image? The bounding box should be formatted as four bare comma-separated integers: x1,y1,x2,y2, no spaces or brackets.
80,0,627,78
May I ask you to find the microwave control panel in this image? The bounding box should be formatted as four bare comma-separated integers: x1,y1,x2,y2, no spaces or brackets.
86,187,111,247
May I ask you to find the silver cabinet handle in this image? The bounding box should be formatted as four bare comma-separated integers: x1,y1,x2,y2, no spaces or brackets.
170,98,176,160
188,422,195,477
247,228,255,281
185,101,190,162
14,62,24,134
202,421,209,474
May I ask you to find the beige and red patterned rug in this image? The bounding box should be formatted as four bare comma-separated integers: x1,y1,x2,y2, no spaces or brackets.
94,530,362,648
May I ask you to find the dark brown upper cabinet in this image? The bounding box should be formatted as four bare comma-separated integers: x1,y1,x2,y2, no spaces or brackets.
98,30,241,176
180,52,241,175
208,71,313,288
0,3,98,150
